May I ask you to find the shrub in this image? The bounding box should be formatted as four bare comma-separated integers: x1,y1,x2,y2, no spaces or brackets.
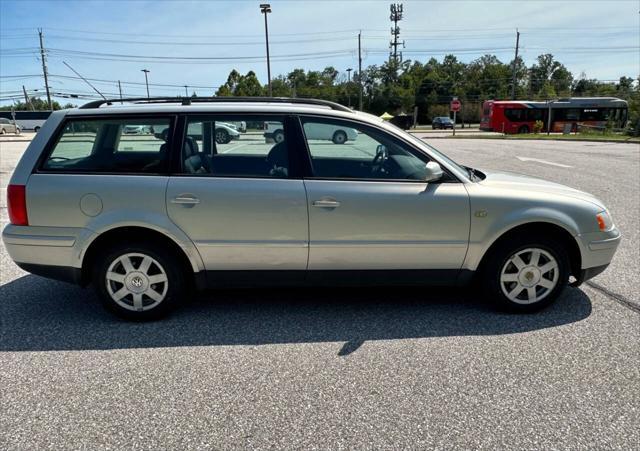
533,120,544,134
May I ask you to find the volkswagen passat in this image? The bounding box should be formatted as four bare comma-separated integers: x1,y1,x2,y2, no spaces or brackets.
2,97,620,319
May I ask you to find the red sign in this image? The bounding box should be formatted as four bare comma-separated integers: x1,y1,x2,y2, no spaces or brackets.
450,99,461,112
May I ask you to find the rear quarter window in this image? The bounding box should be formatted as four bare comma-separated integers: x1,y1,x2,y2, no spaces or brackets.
41,117,173,174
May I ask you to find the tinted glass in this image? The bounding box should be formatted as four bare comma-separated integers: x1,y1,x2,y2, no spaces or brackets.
42,118,171,173
504,108,524,122
181,115,288,178
302,117,430,181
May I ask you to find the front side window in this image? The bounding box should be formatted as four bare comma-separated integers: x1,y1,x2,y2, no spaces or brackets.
42,117,172,173
180,115,288,178
302,117,432,181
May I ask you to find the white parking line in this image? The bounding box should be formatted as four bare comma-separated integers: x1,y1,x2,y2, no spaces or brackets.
221,143,250,154
516,156,573,168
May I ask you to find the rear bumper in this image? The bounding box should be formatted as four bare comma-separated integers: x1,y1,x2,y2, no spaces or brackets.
15,262,83,284
2,224,90,274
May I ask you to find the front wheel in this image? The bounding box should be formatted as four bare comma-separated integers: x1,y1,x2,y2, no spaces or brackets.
93,242,185,320
34,126,41,132
482,235,569,312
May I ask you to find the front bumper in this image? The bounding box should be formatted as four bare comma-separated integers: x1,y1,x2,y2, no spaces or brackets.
572,227,621,285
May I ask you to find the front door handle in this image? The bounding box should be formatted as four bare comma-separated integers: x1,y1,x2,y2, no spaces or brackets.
171,195,200,205
312,199,341,208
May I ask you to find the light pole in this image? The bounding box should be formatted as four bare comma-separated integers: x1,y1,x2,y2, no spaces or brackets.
260,4,272,97
184,85,188,97
141,69,150,99
346,68,353,107
547,99,555,135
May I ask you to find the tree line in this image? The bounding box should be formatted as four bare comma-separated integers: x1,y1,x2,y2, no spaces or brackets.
214,53,639,128
2,52,637,129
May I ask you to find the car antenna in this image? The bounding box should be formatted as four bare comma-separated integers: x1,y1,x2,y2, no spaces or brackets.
63,61,108,101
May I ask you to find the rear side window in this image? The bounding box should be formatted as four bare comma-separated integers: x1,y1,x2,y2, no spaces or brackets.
41,117,172,173
180,115,288,178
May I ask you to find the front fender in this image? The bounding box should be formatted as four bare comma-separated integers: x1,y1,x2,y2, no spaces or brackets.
463,206,582,271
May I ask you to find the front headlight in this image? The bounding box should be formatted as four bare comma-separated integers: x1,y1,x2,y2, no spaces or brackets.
596,210,614,232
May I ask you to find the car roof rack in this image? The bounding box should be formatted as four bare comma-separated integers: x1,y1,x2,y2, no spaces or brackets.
79,96,353,112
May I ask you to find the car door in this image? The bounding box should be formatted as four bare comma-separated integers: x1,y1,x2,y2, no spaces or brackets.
299,116,470,282
166,114,309,275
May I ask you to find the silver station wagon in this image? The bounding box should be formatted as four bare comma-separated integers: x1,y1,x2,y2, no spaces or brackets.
3,97,621,319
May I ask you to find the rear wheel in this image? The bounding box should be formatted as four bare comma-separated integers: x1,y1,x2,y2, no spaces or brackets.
0,128,5,135
518,125,530,134
481,234,569,312
215,128,231,144
93,242,185,320
34,126,41,132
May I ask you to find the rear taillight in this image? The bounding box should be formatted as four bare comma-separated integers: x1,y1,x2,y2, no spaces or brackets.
7,184,28,226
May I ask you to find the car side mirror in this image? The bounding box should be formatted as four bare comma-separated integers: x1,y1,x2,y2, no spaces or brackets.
424,161,444,182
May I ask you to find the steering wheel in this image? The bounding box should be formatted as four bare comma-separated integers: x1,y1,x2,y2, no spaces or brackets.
371,145,389,176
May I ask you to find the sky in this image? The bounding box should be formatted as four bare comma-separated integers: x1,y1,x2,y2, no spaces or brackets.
0,0,639,106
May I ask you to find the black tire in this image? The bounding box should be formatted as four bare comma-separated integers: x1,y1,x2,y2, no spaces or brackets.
518,125,530,134
92,241,186,320
273,129,285,143
34,126,41,132
332,130,348,144
0,128,5,135
481,233,569,313
215,128,231,144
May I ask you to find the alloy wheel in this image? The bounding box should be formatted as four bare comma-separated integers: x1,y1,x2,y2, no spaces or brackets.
105,252,169,312
499,247,559,304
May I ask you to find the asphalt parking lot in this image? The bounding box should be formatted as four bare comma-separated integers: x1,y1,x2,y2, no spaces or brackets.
1,137,638,449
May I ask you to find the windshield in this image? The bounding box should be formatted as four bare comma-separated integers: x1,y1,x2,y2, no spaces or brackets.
380,120,470,179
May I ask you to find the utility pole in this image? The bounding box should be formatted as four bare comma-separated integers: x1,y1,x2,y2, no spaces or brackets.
38,28,52,110
358,31,363,111
184,85,188,96
511,29,520,100
389,4,404,63
118,80,123,104
260,4,272,97
346,68,353,108
22,85,34,110
141,69,150,98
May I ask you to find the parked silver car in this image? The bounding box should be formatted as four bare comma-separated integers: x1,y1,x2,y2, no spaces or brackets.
0,117,21,134
3,97,621,320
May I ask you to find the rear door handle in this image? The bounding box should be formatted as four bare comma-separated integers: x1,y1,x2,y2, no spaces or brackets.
312,199,341,208
171,195,200,205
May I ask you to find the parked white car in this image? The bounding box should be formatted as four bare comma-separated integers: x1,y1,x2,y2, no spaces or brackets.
264,120,357,144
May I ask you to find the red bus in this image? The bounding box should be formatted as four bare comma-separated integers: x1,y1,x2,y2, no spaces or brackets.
480,97,628,134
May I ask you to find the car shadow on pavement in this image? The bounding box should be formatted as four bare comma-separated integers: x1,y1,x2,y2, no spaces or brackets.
0,275,592,354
